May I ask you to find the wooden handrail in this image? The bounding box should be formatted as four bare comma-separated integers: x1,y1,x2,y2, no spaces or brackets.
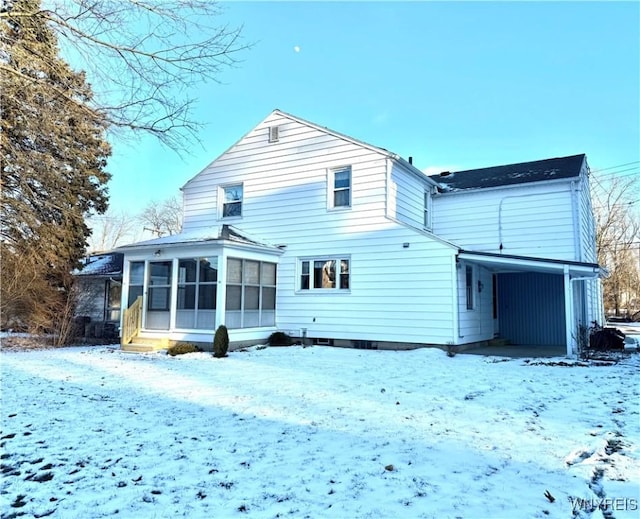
121,296,143,345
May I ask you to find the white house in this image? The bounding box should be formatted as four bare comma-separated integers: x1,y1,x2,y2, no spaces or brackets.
116,109,604,356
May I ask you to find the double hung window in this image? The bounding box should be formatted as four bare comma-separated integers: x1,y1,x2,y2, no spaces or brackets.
222,184,243,218
330,166,351,209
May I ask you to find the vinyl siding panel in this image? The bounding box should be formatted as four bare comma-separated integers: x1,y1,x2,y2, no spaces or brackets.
432,182,577,260
390,164,431,230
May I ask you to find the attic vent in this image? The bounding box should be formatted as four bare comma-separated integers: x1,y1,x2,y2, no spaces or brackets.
268,126,279,143
440,171,452,177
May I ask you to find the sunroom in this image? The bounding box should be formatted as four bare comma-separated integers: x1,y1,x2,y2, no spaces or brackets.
116,225,284,351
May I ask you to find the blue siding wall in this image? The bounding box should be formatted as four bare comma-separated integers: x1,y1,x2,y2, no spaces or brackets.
497,273,565,345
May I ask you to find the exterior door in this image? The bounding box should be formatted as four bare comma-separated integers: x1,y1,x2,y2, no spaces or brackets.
146,261,172,330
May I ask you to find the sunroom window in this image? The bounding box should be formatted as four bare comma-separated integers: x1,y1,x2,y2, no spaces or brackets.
176,258,218,329
300,258,350,291
222,184,243,218
225,258,277,329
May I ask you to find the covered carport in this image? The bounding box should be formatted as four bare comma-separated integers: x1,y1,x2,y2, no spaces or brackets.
458,251,605,357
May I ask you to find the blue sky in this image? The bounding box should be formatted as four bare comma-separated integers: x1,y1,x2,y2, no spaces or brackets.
104,1,640,213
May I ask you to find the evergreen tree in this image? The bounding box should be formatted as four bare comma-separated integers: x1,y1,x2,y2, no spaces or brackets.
1,0,111,268
1,0,111,334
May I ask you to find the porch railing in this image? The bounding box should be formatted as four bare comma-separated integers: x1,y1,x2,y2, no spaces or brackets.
121,296,142,345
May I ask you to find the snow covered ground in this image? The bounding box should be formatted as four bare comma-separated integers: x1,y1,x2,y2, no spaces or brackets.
1,345,639,519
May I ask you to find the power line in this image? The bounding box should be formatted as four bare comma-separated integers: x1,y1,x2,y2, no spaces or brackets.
590,160,640,173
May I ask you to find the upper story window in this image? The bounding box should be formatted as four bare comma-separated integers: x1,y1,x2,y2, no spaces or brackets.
424,189,432,230
268,126,279,143
329,166,351,209
222,184,243,218
299,257,350,291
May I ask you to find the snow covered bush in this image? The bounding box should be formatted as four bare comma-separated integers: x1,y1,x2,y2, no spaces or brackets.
213,325,229,358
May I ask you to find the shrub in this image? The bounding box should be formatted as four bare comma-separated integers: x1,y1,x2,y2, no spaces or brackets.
167,343,201,356
268,331,292,347
213,325,229,358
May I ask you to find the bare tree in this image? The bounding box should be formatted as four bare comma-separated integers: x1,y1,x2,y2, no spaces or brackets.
1,0,250,152
138,195,183,238
592,174,640,319
86,208,142,252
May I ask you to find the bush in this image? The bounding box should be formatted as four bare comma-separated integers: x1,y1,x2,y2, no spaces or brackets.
167,343,201,356
268,331,292,347
213,325,229,358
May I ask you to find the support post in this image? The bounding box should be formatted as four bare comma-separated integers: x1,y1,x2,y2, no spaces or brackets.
564,266,574,357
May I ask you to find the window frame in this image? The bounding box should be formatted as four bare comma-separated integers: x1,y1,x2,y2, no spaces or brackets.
328,166,352,210
423,188,433,230
298,256,351,292
220,183,243,219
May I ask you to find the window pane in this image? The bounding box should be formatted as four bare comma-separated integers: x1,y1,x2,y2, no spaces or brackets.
262,287,276,310
226,285,242,310
340,259,350,289
148,287,170,311
334,189,350,207
315,260,335,289
245,260,260,284
108,283,122,309
149,261,172,285
198,285,217,310
227,258,242,283
244,286,260,310
129,261,145,285
223,201,242,217
224,185,243,202
199,258,218,282
177,285,196,310
334,170,350,188
128,286,142,307
178,259,197,283
262,262,276,285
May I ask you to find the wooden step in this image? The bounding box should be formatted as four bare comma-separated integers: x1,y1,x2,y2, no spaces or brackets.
121,339,168,353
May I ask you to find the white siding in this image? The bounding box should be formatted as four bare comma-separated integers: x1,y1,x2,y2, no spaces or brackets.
181,112,458,345
457,263,494,344
389,163,432,230
432,181,578,260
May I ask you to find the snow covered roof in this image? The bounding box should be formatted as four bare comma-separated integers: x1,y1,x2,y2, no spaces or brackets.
75,253,124,277
431,154,586,192
115,225,280,252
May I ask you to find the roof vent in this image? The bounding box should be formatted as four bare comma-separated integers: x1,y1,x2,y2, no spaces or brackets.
268,126,279,143
440,171,451,177
408,156,413,165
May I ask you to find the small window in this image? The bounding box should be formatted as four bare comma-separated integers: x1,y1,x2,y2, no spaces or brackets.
466,265,475,310
423,190,432,229
330,166,351,209
268,126,279,143
222,184,243,218
299,257,350,291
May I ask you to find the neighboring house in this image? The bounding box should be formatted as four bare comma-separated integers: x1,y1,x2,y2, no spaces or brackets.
73,252,123,340
116,109,604,356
